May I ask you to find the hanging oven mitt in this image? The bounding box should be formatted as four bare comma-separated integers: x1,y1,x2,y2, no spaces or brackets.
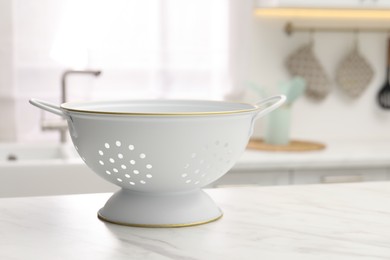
286,43,330,101
336,44,374,98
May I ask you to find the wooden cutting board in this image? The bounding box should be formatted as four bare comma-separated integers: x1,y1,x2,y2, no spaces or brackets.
247,138,326,152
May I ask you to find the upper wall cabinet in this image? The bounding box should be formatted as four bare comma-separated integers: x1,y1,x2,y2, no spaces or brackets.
257,0,390,9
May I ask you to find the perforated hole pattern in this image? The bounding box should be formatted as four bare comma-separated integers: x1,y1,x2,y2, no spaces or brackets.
96,141,153,187
85,139,234,188
180,140,233,186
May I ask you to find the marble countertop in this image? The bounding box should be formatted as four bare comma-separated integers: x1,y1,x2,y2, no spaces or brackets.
4,140,389,171
234,140,390,171
1,181,390,259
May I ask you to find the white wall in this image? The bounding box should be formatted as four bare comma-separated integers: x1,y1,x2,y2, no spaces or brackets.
0,0,16,141
246,17,390,142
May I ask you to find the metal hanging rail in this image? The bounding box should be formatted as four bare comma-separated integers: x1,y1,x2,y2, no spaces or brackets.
285,22,390,35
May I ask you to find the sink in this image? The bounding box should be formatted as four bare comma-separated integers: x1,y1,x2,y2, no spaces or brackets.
0,143,75,162
0,143,116,197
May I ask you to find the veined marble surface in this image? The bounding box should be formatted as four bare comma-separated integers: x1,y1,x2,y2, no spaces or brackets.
1,182,390,259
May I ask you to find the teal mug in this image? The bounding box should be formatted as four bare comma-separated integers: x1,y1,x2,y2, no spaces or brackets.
264,105,291,145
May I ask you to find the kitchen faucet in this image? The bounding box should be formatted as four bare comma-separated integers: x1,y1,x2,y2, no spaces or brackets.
61,70,102,103
41,69,102,143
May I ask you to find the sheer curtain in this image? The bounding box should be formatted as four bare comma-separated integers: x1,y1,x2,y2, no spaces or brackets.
13,0,254,142
51,0,232,100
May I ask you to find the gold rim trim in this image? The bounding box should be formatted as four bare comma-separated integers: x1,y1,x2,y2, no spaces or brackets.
97,212,223,228
60,100,258,116
62,108,256,116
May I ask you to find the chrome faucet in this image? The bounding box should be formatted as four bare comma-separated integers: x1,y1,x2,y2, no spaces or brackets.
61,70,102,103
41,69,102,143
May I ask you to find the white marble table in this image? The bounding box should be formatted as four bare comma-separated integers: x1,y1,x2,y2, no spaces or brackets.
1,182,390,260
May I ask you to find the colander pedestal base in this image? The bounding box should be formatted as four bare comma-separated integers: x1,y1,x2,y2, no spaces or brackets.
97,188,223,227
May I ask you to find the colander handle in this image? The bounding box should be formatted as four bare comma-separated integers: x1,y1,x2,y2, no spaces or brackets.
253,95,286,120
29,99,66,118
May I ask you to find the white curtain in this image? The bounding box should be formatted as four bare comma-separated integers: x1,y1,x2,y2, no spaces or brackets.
13,0,253,142
51,0,234,100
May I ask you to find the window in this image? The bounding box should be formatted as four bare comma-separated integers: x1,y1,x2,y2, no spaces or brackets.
49,0,230,99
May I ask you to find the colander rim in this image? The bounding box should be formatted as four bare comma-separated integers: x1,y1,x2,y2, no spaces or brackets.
60,99,259,116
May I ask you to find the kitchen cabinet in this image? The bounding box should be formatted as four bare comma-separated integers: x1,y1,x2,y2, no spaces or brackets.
292,167,390,185
211,169,290,188
257,0,390,9
211,141,390,187
211,166,390,187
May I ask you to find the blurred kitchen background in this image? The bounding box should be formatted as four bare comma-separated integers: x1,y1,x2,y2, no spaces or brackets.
1,0,390,197
1,0,389,143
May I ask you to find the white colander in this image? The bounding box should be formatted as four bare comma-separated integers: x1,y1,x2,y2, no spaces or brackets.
30,96,285,227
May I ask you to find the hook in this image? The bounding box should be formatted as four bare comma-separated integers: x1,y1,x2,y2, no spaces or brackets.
353,29,359,52
285,22,293,36
309,29,315,46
